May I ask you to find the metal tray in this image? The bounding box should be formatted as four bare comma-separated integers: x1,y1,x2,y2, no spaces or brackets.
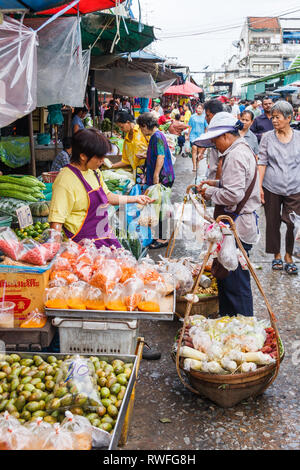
45,291,175,321
2,351,137,450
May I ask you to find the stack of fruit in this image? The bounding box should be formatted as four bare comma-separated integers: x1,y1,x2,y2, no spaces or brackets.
13,222,50,242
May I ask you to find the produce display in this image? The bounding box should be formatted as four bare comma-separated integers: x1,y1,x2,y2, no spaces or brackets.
13,221,50,241
0,227,61,266
44,240,173,312
102,169,134,195
0,353,134,435
105,178,132,194
175,315,281,375
0,175,46,202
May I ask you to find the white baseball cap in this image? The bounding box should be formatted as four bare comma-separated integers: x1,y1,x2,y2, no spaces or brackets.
194,112,240,148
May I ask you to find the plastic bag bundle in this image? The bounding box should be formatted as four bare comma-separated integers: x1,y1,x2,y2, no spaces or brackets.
290,211,300,259
217,234,239,271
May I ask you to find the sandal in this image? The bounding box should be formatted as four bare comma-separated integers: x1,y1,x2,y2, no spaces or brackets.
284,263,298,275
272,259,283,270
149,240,168,250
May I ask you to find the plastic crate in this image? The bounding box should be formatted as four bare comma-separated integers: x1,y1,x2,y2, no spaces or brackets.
53,318,139,355
0,319,56,352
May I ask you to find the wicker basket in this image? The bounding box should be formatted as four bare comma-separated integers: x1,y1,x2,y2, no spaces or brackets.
173,343,284,407
176,295,219,318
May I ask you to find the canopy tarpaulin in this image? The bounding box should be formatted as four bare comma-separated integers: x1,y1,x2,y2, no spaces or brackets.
0,0,66,11
0,16,37,128
164,81,203,96
81,12,155,56
94,68,175,98
38,0,126,14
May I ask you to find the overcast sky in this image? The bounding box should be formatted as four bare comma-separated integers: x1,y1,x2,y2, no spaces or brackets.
132,0,300,83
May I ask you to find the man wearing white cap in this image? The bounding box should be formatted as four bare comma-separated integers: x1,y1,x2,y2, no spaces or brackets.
195,112,260,317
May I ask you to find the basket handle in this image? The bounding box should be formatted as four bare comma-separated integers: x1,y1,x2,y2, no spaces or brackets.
215,215,281,391
175,241,215,396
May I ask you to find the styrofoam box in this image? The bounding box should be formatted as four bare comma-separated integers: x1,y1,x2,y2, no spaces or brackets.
53,318,139,355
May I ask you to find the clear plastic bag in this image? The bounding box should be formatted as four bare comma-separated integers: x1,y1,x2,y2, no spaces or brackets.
138,288,161,312
66,281,89,310
90,260,122,294
138,184,162,228
61,411,92,451
40,423,75,451
0,17,37,128
122,278,144,311
44,286,69,310
0,227,22,260
161,186,173,220
19,238,49,266
290,211,300,259
19,308,47,328
40,229,62,261
217,234,239,271
0,412,30,450
50,355,103,414
105,284,127,311
159,259,194,296
137,262,161,285
85,286,105,311
23,417,52,450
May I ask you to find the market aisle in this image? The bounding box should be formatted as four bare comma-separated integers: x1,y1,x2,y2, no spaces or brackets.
123,154,300,451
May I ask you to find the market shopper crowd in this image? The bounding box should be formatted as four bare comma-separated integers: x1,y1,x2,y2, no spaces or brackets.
48,92,300,325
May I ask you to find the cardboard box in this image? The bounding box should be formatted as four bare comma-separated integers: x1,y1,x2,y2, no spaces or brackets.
0,270,50,326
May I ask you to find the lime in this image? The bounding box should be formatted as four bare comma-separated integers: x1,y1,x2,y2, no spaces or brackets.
23,232,28,237
42,223,50,229
37,229,43,234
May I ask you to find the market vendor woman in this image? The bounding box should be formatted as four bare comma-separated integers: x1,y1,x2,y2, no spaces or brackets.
48,128,152,248
195,112,260,317
111,111,149,183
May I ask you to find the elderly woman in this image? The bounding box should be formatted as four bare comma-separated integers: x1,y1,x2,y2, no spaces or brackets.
137,112,175,249
258,100,300,275
195,112,260,317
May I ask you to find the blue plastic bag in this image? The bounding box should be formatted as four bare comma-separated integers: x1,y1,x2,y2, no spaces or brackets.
126,184,153,247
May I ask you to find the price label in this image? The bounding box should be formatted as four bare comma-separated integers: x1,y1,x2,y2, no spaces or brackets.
16,205,33,229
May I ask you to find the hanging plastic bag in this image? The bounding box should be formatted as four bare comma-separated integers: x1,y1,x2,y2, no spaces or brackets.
0,17,37,128
161,186,173,220
138,184,162,229
217,234,239,271
290,211,300,259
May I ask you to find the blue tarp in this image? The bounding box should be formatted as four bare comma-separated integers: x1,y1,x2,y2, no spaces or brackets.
0,1,66,11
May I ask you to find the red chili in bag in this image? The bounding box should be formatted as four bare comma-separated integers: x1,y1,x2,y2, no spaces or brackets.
43,242,61,261
0,240,22,260
19,245,49,266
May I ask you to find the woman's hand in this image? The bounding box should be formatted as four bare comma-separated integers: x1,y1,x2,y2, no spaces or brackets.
196,180,217,192
153,174,160,185
260,187,265,204
134,195,154,205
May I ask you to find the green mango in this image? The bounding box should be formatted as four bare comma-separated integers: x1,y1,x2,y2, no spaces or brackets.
20,359,34,367
15,395,26,411
25,401,41,413
107,404,118,418
20,410,31,421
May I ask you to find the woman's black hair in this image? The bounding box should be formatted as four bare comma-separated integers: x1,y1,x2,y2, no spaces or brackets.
241,109,254,120
115,110,134,124
72,105,88,118
137,112,158,130
62,136,72,150
71,128,111,163
174,113,181,120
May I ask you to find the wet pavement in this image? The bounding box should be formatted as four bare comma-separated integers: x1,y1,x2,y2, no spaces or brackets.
123,153,300,450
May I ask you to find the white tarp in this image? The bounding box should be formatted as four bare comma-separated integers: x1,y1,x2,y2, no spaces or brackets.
94,68,176,98
0,16,37,128
24,17,89,107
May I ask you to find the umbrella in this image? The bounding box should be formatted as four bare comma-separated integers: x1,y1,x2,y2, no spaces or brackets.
164,81,203,96
289,81,300,87
274,85,299,93
38,0,126,14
